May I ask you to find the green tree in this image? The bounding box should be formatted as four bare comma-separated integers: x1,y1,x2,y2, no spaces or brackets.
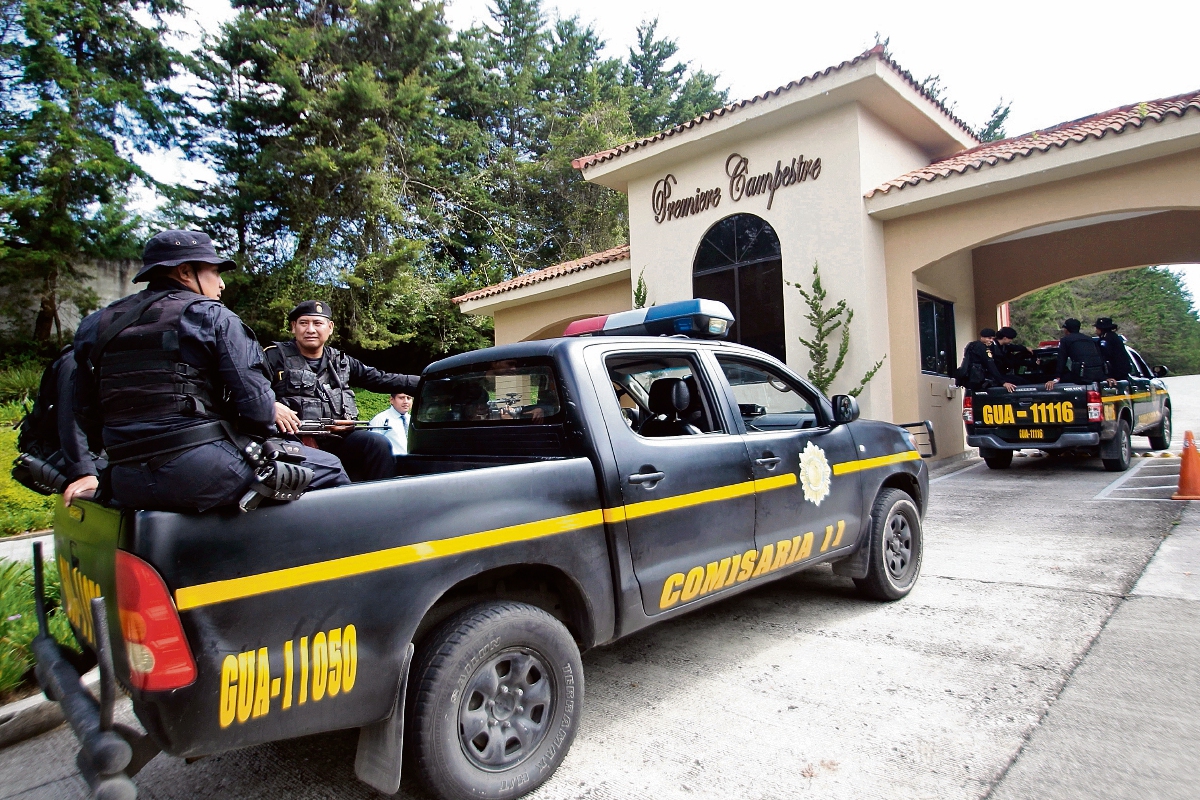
623,18,727,137
976,99,1012,142
0,0,185,342
1008,266,1200,375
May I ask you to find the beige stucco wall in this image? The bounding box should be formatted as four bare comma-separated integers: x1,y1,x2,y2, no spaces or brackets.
493,273,632,343
883,146,1200,428
624,102,929,420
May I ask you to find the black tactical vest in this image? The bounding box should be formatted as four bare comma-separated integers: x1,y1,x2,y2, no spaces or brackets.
1063,334,1106,383
95,291,221,425
265,341,359,420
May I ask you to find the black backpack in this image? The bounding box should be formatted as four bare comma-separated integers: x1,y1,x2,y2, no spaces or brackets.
12,347,73,494
17,347,72,460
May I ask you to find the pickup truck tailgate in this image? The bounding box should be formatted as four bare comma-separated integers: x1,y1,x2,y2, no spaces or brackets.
53,500,127,658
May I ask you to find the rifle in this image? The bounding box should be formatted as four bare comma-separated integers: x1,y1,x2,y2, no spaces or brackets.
295,419,385,435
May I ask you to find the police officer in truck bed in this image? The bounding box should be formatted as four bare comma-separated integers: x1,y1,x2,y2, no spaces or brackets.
959,328,1016,393
992,327,1036,379
1095,317,1132,385
265,301,420,482
1045,318,1106,390
73,231,349,512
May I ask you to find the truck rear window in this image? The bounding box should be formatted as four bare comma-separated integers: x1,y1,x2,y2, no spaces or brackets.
416,361,562,425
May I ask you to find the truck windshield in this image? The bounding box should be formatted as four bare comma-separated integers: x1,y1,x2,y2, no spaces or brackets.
416,361,562,425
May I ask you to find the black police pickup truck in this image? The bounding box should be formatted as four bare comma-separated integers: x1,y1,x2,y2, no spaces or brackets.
964,341,1171,471
34,300,930,800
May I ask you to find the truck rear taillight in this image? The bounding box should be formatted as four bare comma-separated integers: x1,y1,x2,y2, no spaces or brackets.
962,396,973,424
1087,390,1102,422
115,551,196,691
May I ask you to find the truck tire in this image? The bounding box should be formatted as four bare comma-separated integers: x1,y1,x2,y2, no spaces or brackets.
1102,419,1133,472
980,447,1013,470
1147,406,1172,451
853,489,923,601
409,601,583,800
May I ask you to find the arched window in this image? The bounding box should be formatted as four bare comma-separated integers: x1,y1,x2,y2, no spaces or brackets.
692,214,786,361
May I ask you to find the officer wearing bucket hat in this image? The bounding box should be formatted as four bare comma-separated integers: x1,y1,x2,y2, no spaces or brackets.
1094,317,1132,385
72,230,349,512
264,300,419,482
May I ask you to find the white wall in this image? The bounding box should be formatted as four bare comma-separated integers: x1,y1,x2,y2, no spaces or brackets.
626,102,931,420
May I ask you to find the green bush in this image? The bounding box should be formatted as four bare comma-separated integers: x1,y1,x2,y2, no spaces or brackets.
0,424,55,536
0,557,78,701
0,365,43,405
355,389,391,421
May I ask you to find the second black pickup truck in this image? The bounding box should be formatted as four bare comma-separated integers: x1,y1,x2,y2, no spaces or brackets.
36,301,931,800
964,340,1171,470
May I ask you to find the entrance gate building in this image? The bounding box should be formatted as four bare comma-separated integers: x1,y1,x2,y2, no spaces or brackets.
456,47,1200,459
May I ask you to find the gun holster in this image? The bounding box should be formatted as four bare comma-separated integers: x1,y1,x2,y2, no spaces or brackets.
12,453,68,496
238,438,314,512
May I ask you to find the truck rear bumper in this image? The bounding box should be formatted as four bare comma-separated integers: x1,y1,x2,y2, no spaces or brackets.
967,432,1100,450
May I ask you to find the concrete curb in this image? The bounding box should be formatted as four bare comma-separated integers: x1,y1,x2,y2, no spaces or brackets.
0,668,97,750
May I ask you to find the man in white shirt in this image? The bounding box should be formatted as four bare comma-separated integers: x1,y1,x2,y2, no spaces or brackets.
371,392,412,456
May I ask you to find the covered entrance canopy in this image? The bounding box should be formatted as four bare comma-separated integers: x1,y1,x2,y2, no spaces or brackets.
456,47,1200,459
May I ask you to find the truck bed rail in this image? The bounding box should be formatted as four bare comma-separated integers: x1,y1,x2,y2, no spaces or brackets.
897,420,937,458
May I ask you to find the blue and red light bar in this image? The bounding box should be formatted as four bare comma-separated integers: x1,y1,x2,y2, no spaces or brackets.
563,299,734,339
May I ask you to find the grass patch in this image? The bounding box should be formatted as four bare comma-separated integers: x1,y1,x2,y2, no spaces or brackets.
355,389,391,421
0,557,79,702
0,416,55,536
0,366,42,406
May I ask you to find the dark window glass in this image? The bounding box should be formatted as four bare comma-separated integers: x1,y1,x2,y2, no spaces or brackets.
693,214,785,361
917,293,956,376
416,360,561,426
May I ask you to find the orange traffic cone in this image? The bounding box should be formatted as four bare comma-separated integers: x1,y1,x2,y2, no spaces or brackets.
1173,430,1200,500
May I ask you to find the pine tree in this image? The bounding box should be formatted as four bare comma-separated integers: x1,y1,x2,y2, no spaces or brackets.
0,0,185,341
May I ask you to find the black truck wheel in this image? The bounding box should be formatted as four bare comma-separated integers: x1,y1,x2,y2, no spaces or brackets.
409,601,583,800
980,446,1013,470
1147,406,1172,451
853,489,923,601
1102,419,1133,472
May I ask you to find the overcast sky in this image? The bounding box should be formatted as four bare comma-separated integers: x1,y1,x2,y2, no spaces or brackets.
154,0,1200,300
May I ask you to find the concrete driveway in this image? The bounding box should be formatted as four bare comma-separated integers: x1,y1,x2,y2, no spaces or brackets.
3,377,1197,800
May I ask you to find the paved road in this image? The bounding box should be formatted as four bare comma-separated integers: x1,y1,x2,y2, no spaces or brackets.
3,377,1197,799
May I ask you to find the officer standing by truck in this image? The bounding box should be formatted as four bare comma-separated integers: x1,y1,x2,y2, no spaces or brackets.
958,328,1016,392
266,301,420,482
1095,317,1133,386
1044,318,1106,390
73,231,349,512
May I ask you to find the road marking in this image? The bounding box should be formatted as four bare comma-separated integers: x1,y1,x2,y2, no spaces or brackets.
1092,458,1150,500
930,461,985,484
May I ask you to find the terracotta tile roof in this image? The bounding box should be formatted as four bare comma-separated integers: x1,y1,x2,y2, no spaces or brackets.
868,89,1200,198
572,46,976,172
453,244,631,304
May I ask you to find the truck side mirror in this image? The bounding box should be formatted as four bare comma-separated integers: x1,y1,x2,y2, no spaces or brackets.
1154,365,1169,378
831,395,859,426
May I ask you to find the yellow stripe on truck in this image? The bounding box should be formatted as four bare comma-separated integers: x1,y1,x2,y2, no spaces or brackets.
176,449,915,610
175,509,606,611
832,450,921,475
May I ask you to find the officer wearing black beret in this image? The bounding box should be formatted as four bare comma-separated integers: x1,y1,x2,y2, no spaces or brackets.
265,300,419,481
993,326,1035,379
72,231,349,512
1094,317,1132,385
958,328,1015,393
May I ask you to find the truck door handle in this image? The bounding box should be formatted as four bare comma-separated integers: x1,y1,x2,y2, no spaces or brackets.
755,456,781,469
629,471,666,485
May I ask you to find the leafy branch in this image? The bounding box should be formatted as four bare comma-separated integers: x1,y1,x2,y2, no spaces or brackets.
788,261,885,397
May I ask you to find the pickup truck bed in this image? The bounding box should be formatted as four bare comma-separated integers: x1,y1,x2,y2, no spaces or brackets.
964,342,1171,470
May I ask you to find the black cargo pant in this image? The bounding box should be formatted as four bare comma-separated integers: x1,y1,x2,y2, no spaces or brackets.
317,430,395,482
111,440,349,513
